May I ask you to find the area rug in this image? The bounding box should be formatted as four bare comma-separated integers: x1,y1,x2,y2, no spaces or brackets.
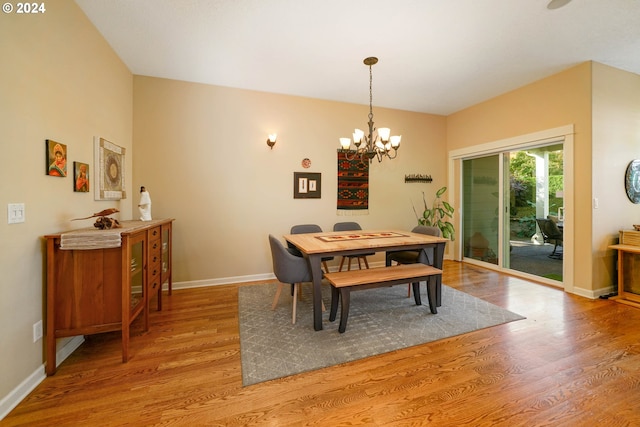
238,282,525,386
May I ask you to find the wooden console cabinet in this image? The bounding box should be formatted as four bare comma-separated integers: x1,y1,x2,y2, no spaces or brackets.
44,219,173,375
609,230,640,309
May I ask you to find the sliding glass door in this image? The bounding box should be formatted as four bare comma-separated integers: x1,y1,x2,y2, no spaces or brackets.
463,155,500,265
462,143,564,282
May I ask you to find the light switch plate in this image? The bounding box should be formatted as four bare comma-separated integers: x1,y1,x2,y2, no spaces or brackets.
8,203,25,224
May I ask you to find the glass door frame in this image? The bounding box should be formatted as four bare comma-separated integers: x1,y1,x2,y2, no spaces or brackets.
448,125,575,293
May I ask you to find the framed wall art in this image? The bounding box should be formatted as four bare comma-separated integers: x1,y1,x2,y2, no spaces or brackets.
94,137,126,200
46,139,67,177
294,172,321,199
73,161,90,192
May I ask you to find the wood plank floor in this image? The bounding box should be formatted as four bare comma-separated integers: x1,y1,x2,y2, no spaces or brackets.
4,261,640,426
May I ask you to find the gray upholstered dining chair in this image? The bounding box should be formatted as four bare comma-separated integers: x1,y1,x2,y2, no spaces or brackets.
385,225,441,297
269,234,314,324
333,221,374,271
289,224,334,273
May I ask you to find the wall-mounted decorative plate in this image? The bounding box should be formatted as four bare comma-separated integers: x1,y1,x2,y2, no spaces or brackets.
301,158,311,169
625,160,640,203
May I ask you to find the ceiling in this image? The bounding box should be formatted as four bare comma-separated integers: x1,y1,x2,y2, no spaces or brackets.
75,0,640,115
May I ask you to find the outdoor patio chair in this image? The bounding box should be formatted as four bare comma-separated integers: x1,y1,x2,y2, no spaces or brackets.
536,218,563,259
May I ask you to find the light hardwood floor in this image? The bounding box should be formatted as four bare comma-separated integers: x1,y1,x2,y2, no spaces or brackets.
4,261,640,426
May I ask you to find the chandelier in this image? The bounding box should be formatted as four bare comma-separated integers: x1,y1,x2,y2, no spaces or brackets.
339,57,401,163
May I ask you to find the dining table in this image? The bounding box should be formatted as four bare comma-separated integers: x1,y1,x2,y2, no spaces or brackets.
283,229,449,331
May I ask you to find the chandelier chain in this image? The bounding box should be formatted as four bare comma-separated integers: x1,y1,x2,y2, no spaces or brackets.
368,64,374,123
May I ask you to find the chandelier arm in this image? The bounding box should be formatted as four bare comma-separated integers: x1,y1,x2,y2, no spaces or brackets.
386,148,398,160
361,152,369,165
375,149,384,163
342,149,357,161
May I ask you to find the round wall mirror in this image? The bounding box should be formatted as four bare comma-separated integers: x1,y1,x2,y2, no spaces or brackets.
625,160,640,203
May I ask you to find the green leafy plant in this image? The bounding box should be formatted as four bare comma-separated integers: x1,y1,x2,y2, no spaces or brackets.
413,186,455,241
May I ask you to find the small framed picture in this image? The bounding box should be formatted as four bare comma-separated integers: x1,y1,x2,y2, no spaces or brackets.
294,172,321,199
73,162,90,192
94,137,126,200
46,139,67,177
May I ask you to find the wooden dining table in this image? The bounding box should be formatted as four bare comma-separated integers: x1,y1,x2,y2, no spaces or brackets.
283,230,449,330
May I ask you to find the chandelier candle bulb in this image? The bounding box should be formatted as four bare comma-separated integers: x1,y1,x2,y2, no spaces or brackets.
353,129,364,144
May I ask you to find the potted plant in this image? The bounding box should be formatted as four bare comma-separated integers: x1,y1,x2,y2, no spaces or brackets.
413,186,455,241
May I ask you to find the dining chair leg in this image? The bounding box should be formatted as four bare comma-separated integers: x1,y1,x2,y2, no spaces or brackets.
272,282,284,310
338,257,346,272
292,283,299,324
322,261,330,273
362,256,370,269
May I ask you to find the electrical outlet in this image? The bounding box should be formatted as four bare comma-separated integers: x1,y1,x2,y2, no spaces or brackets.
33,320,43,342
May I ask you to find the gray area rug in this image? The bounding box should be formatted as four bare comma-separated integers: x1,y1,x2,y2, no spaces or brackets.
238,282,525,386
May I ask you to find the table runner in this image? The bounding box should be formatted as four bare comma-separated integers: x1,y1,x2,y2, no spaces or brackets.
315,231,406,242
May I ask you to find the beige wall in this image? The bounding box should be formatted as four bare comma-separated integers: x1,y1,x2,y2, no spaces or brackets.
592,63,640,287
447,63,594,292
132,76,447,283
0,0,132,405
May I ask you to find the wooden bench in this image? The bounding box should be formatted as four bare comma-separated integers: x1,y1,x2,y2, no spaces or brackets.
324,263,442,333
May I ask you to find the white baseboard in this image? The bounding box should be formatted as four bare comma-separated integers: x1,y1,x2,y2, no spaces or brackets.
55,336,85,367
0,335,84,421
168,261,395,290
0,363,44,420
572,285,616,299
169,272,276,290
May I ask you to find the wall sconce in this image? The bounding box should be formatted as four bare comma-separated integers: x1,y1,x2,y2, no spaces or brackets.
266,134,277,149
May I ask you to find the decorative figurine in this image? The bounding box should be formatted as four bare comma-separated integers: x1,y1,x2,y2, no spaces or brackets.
93,216,120,229
138,186,152,221
71,208,121,229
